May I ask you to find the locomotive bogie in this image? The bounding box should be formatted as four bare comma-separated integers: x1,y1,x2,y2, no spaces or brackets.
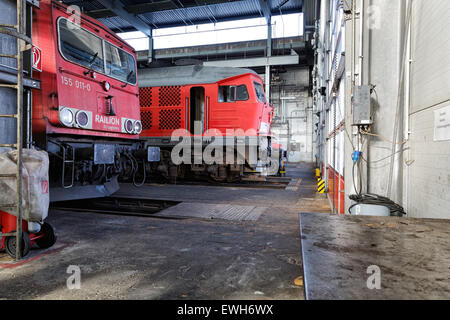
46,137,148,191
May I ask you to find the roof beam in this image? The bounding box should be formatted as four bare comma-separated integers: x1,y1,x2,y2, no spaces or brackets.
95,0,152,37
203,52,300,68
258,0,272,22
135,37,305,62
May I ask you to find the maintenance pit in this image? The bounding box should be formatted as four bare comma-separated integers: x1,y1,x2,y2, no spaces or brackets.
0,163,330,299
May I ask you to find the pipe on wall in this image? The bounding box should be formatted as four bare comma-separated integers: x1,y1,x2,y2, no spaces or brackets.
358,0,364,86
386,0,413,198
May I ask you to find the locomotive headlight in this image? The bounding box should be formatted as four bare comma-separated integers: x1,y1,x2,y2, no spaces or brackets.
75,110,89,128
59,108,74,127
134,120,142,134
103,81,111,92
125,119,134,134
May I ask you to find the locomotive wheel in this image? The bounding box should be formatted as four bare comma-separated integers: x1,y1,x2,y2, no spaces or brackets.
5,231,31,259
35,222,57,249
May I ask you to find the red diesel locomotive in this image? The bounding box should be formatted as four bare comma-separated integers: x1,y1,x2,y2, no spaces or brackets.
1,0,154,258
138,65,277,181
32,0,152,200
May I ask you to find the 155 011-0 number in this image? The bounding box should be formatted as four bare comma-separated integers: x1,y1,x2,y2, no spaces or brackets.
61,75,91,92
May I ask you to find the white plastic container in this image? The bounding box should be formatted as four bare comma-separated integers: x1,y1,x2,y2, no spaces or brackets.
350,204,390,217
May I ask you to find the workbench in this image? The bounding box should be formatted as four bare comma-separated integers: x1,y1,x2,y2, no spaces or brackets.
299,212,450,300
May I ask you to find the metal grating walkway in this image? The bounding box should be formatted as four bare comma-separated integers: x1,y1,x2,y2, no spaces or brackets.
156,202,266,221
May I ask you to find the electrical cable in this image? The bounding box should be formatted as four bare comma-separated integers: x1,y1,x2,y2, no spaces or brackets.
361,148,409,166
360,129,408,145
350,130,406,216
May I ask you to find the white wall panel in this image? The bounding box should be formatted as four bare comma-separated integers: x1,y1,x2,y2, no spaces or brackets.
408,102,450,219
410,0,450,114
408,0,450,218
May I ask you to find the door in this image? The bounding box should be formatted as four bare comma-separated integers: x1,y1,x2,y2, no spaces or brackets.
190,87,205,134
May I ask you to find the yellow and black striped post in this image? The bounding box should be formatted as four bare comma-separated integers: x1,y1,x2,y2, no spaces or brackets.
317,177,325,194
315,168,320,178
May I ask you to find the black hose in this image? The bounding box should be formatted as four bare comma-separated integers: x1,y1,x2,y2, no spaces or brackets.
132,157,146,187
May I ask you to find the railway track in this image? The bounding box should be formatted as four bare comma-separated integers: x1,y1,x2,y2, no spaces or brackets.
148,176,292,189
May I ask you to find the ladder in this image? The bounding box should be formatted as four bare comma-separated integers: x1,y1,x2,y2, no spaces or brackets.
48,139,75,189
0,0,30,260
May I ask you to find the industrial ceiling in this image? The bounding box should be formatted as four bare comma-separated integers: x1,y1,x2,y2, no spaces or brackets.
62,0,304,33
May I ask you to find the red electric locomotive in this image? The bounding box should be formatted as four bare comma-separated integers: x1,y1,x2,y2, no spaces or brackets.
138,65,278,181
32,0,152,201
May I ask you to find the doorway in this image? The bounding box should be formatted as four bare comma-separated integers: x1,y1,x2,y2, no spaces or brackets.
190,87,205,134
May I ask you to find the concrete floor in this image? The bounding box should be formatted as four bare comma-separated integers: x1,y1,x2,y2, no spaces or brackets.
0,162,330,300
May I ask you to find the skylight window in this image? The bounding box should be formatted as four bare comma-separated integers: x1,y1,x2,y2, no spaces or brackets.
118,13,303,51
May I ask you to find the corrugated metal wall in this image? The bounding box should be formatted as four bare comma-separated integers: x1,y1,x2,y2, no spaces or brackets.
313,0,346,214
408,0,450,218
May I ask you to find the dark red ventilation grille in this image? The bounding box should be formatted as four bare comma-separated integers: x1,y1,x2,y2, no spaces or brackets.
139,87,153,107
141,110,153,129
159,86,181,106
159,109,182,130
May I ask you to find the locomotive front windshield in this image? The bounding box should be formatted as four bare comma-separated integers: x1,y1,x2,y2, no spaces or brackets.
58,18,136,85
254,82,266,103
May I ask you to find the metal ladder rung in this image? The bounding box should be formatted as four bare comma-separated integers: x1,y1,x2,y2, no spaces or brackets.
0,24,17,29
0,203,17,207
0,28,31,44
0,143,18,148
0,114,18,118
0,54,18,59
0,232,17,237
0,84,18,89
0,173,18,178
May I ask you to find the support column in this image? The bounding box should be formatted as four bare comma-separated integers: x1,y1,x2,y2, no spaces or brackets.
265,65,270,102
148,30,154,64
265,20,272,101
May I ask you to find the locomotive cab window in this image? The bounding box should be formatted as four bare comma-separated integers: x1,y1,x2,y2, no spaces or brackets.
58,18,105,73
236,85,249,101
58,18,137,85
218,85,248,102
254,82,266,103
105,42,136,84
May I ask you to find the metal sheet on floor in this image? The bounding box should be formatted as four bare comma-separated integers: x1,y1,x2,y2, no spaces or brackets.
156,202,267,221
299,212,450,300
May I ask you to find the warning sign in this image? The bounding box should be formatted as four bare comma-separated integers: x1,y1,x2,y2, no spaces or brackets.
32,45,42,72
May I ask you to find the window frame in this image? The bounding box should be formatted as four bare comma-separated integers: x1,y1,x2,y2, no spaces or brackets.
57,17,137,86
253,81,266,103
218,84,249,103
104,41,137,85
235,84,249,101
